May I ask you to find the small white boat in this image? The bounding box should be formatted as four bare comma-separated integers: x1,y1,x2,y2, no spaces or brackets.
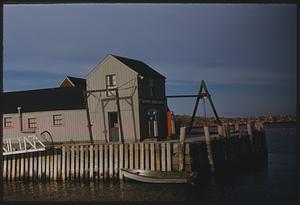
121,168,191,184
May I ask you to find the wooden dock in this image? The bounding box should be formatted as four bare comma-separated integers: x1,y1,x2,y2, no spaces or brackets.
2,122,267,182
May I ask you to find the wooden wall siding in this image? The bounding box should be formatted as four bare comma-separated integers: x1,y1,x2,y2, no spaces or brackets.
86,55,141,142
3,109,89,143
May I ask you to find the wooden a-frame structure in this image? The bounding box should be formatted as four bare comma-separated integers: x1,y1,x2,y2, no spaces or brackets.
166,80,221,133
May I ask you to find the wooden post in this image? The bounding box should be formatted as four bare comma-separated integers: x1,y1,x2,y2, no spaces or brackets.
114,144,119,179
109,144,113,179
41,152,46,181
29,153,33,180
7,156,11,181
20,155,24,181
38,152,42,181
134,143,139,169
45,152,50,181
34,153,38,180
204,126,214,172
155,143,161,171
70,145,75,180
89,145,94,181
119,144,124,180
150,143,155,171
57,151,61,181
115,89,124,143
145,143,149,170
99,145,104,179
11,155,15,181
80,145,84,180
104,144,108,180
3,156,7,181
178,127,186,171
161,143,166,171
16,155,20,180
66,146,70,181
166,143,171,171
24,154,28,180
49,151,54,181
61,146,66,181
140,143,144,170
75,146,80,180
124,144,128,170
94,145,99,181
84,146,89,180
53,150,58,181
129,144,134,169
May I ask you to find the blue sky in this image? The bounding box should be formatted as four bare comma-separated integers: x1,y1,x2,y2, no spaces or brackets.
3,4,297,117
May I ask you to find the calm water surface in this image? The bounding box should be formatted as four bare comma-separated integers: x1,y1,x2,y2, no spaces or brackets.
3,123,297,201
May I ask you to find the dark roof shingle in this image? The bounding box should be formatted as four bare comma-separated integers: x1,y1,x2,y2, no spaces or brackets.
3,87,85,114
112,55,166,79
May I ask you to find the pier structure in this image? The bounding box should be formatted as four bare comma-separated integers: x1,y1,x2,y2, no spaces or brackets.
2,121,267,182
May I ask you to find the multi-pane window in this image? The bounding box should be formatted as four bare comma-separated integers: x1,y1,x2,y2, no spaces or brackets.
53,114,63,126
4,117,13,128
106,74,116,97
28,118,37,129
149,78,155,97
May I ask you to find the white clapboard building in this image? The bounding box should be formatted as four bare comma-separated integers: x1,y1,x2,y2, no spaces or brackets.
3,54,167,144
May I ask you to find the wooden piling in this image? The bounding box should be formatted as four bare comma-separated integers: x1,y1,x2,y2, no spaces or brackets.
41,152,46,181
104,144,108,179
114,144,119,179
145,143,149,170
61,146,66,181
71,145,75,180
20,155,24,181
150,143,155,171
155,143,161,171
124,144,129,170
235,123,240,132
29,153,33,180
45,152,50,181
109,144,113,179
49,152,54,181
57,151,61,181
119,144,124,180
16,155,20,180
99,145,104,179
161,143,166,171
11,155,16,181
89,145,94,181
38,152,42,181
167,143,171,171
129,144,134,169
204,126,215,172
134,143,139,169
3,156,7,181
140,143,144,170
94,145,99,180
75,146,80,180
79,145,84,180
84,145,89,180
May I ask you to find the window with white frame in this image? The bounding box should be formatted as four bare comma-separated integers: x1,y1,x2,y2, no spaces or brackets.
106,74,116,97
28,118,37,129
4,117,13,128
53,114,63,126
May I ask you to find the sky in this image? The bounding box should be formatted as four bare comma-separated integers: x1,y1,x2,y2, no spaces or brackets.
3,3,297,117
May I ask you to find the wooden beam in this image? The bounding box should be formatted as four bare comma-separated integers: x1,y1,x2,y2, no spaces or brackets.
115,89,124,143
83,90,94,144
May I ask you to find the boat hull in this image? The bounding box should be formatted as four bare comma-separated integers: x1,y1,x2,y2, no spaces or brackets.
121,169,189,184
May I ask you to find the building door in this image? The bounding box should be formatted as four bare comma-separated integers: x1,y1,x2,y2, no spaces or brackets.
108,112,119,142
147,110,159,138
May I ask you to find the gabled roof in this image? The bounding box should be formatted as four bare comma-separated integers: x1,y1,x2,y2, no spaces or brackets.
111,55,166,79
59,76,86,89
3,87,85,114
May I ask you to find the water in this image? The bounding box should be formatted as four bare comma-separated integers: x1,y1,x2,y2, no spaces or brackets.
3,123,297,201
